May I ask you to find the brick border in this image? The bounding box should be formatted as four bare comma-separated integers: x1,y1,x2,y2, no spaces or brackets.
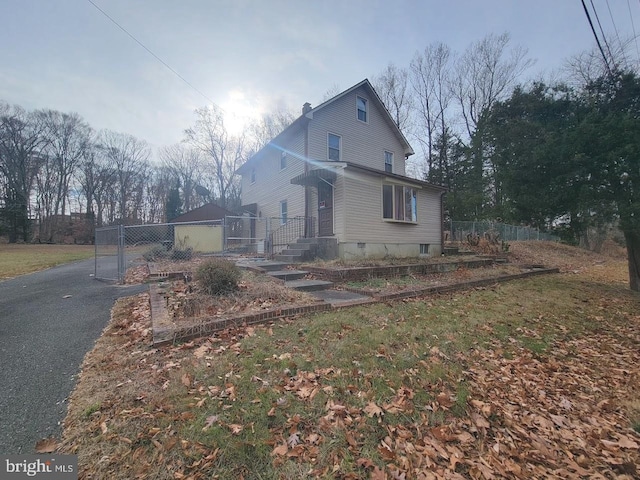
304,258,494,282
364,268,559,302
150,267,559,346
151,289,331,346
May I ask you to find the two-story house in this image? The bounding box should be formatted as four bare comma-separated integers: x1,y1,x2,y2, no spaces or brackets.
236,79,446,260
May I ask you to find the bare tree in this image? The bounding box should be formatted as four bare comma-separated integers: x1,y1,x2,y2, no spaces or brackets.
184,105,248,209
450,32,533,217
247,109,297,154
372,62,413,132
143,165,173,223
320,84,342,103
97,130,150,223
562,34,640,86
410,43,454,184
452,32,534,139
0,103,48,241
159,143,204,211
41,111,91,216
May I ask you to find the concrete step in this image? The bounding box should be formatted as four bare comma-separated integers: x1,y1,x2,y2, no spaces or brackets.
295,238,320,244
280,248,311,257
275,254,304,263
237,260,290,272
289,242,314,250
285,279,333,292
268,269,308,281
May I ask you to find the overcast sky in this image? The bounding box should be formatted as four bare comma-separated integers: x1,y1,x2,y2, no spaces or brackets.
1,0,639,151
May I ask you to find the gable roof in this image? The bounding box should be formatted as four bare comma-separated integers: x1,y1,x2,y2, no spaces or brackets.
307,79,414,157
237,79,414,174
171,202,236,223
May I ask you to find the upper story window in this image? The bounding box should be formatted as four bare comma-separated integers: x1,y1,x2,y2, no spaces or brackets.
328,133,341,161
384,151,393,173
280,151,287,170
357,96,368,123
250,167,256,184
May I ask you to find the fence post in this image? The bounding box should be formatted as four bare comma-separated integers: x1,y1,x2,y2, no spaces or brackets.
117,224,125,284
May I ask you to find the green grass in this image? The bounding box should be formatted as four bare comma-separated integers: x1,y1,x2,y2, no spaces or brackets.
63,264,640,479
0,244,95,279
164,274,638,478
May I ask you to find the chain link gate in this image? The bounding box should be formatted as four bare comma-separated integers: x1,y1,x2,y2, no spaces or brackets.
95,220,225,283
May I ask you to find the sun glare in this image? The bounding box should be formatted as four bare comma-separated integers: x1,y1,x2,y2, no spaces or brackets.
221,89,262,136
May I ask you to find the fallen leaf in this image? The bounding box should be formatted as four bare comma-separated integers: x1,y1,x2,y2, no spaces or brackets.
228,424,243,435
202,415,218,431
364,401,384,418
272,443,288,456
35,437,57,453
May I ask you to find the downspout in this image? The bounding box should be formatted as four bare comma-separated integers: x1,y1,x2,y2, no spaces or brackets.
302,103,311,237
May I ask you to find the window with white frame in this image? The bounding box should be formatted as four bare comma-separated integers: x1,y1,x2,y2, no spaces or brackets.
250,167,256,184
357,95,368,122
280,200,288,224
382,184,417,222
328,133,341,161
280,151,287,170
384,151,393,173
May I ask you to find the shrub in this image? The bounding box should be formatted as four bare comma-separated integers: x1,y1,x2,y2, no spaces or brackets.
171,247,193,261
195,258,241,296
143,245,169,261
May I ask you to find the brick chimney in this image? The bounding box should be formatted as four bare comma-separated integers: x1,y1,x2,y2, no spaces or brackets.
302,102,312,115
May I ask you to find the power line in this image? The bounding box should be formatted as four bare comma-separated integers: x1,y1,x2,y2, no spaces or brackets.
590,0,616,66
86,0,215,106
605,0,629,65
581,0,614,77
629,0,640,63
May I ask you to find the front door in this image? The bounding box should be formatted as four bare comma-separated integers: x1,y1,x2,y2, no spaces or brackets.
317,180,333,237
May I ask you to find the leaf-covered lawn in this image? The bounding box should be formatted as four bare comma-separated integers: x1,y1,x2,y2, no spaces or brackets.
58,247,640,479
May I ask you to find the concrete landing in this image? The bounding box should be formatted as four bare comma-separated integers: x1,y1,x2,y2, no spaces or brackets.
285,279,334,292
268,270,309,281
310,289,375,307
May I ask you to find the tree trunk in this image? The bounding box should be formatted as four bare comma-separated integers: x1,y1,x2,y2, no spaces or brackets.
624,230,640,292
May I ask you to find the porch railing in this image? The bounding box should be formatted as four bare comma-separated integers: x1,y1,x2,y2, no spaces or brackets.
268,216,315,256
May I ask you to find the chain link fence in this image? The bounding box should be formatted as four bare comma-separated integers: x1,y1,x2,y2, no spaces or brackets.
95,220,225,283
94,215,304,283
448,220,559,243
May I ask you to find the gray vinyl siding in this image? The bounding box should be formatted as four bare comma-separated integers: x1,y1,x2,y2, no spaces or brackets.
240,135,306,219
342,172,442,245
307,86,407,175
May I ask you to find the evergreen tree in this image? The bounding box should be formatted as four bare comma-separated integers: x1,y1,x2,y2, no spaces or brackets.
165,181,182,222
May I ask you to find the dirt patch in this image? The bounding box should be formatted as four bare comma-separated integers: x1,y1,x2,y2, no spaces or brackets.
158,270,318,324
341,264,527,294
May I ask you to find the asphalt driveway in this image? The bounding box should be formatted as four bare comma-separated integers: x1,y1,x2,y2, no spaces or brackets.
0,257,146,454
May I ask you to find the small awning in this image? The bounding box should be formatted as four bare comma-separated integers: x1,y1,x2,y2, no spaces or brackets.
291,167,337,186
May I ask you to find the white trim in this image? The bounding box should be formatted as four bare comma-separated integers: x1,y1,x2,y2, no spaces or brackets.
327,132,341,161
384,150,393,173
381,183,418,223
356,95,368,123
